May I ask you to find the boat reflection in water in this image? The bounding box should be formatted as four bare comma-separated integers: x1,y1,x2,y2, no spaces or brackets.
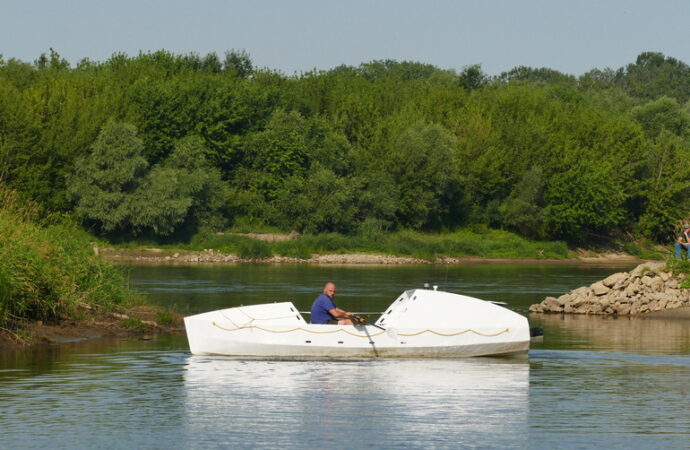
183,356,529,447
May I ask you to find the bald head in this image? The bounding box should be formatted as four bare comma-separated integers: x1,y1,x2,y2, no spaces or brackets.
323,282,336,298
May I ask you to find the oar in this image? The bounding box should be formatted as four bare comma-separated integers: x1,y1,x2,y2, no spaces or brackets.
352,315,386,331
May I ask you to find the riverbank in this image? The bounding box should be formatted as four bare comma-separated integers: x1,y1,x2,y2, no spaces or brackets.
99,247,648,266
0,305,184,350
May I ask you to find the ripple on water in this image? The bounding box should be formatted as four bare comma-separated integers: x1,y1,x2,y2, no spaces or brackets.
527,349,690,448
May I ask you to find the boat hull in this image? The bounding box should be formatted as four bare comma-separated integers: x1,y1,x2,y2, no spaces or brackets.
185,290,531,358
186,339,529,358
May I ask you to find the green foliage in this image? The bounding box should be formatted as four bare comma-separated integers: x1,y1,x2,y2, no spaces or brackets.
3,49,690,247
498,66,577,85
272,240,312,259
155,310,175,325
355,229,569,260
130,135,228,235
0,187,133,323
244,109,309,183
68,120,148,232
631,96,690,139
388,122,456,228
665,257,690,287
458,64,489,91
223,49,254,78
616,52,690,104
544,161,627,242
180,228,568,261
636,131,690,240
499,166,545,238
236,239,272,260
273,168,358,233
68,122,227,236
121,317,151,329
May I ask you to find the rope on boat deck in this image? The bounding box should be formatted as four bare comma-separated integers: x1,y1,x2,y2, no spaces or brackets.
398,328,510,337
211,322,386,338
210,322,510,338
220,308,301,329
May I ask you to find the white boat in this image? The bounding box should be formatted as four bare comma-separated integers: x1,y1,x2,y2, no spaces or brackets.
184,288,533,358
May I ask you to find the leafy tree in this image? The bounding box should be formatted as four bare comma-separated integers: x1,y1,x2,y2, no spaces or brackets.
35,48,69,71
5,49,690,244
498,66,576,85
630,96,690,139
241,109,309,198
127,78,193,164
388,122,456,228
616,52,690,103
129,136,227,235
194,76,283,176
0,81,35,186
499,166,545,238
544,161,627,242
0,57,38,89
354,172,400,229
458,64,489,91
67,121,148,232
273,167,358,233
636,131,690,240
224,50,253,77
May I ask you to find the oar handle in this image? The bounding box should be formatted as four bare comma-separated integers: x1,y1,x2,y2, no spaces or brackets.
353,315,386,331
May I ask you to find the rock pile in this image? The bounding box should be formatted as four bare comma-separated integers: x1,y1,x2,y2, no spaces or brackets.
529,261,690,316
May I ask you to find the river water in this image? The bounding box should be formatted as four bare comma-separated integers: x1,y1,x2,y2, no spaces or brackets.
2,263,689,449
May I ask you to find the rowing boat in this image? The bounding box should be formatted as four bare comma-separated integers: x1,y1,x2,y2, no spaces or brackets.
184,288,532,357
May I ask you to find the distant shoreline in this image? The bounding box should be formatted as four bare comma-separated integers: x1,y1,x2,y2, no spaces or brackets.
100,248,648,267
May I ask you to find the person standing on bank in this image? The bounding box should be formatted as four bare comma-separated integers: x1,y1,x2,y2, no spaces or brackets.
675,224,690,259
310,282,354,325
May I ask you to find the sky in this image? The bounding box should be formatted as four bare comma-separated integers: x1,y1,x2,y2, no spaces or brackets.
1,0,689,77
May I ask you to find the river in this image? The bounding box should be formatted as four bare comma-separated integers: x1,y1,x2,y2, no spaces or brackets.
2,263,689,449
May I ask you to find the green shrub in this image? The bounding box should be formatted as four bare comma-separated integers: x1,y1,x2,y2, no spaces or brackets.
273,240,312,259
622,242,643,257
0,188,134,323
155,311,174,325
121,317,152,329
236,239,272,260
175,226,570,262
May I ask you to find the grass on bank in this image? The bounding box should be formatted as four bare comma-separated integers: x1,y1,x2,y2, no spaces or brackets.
119,227,571,260
0,188,135,326
665,258,690,289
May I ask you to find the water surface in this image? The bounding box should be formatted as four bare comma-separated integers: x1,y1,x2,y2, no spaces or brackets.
2,263,689,449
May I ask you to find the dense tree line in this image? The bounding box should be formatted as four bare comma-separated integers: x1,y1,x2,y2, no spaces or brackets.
0,49,688,243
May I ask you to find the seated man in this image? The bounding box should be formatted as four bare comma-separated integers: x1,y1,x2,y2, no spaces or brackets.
310,282,354,325
675,224,690,259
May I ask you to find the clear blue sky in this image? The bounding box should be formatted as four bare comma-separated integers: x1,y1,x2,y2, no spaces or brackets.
2,0,688,76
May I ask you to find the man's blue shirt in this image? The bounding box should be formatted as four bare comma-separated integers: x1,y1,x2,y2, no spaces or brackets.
311,293,336,324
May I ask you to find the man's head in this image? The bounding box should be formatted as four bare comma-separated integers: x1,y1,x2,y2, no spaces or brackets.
323,282,336,298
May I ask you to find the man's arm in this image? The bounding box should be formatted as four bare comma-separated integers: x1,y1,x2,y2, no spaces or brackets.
329,308,353,320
